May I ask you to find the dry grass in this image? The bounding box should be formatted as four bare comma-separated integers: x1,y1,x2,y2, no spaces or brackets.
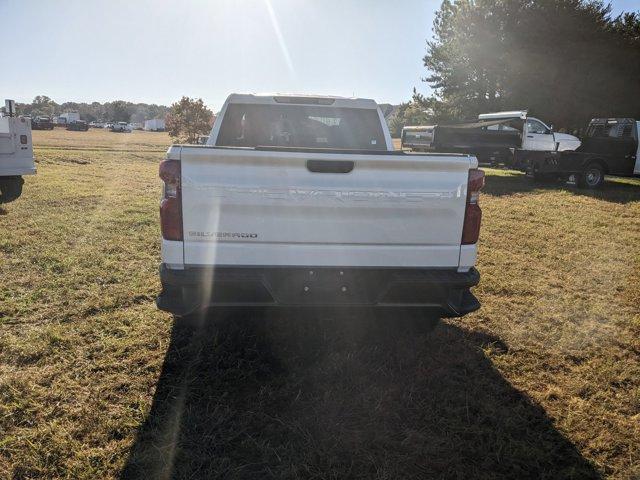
0,129,638,479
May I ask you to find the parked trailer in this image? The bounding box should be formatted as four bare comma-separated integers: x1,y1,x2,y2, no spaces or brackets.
59,112,80,124
144,118,165,131
0,100,35,203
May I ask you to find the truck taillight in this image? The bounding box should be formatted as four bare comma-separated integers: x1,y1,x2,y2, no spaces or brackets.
159,159,183,241
461,169,485,245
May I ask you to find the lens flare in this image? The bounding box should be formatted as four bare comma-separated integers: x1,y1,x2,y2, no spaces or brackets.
264,0,296,79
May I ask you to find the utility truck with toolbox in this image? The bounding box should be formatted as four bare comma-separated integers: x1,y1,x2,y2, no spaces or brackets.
521,117,640,188
402,111,580,165
157,94,484,324
0,100,35,203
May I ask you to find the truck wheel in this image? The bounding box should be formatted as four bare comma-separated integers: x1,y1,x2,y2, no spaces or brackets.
0,176,24,203
578,163,605,189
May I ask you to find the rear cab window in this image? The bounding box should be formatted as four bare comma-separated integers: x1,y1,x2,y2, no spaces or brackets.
587,119,635,139
216,104,387,150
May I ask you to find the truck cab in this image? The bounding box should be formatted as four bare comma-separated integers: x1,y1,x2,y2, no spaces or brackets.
478,111,581,152
0,100,36,203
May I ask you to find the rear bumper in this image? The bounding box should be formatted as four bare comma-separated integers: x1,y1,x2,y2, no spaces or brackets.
157,264,480,318
1,167,36,176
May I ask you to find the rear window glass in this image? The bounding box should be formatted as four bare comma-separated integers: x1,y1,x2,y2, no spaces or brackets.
403,129,433,142
587,120,634,139
216,104,386,150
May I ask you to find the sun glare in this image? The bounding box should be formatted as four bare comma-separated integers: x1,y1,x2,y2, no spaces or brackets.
263,0,297,79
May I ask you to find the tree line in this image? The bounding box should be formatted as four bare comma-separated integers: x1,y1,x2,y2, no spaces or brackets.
16,94,215,144
391,0,640,135
16,96,170,124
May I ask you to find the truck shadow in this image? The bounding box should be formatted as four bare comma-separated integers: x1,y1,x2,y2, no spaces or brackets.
121,310,600,479
484,170,640,204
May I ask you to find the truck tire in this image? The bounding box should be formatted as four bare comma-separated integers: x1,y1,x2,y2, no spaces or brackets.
0,176,24,203
578,162,605,189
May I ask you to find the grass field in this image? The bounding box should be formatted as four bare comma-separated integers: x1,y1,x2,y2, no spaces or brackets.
1,129,639,479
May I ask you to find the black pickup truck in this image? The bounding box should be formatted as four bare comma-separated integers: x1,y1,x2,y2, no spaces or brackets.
401,118,523,164
518,118,640,188
30,116,54,130
66,120,89,131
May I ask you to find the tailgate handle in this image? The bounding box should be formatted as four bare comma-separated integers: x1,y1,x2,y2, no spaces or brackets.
306,159,354,173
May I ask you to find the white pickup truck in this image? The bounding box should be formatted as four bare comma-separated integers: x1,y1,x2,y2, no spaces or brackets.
0,100,35,203
110,121,132,133
157,94,484,321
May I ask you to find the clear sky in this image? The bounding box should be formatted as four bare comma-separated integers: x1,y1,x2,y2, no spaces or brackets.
1,0,637,110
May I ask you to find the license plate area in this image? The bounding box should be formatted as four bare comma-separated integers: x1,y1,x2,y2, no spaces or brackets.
265,268,386,305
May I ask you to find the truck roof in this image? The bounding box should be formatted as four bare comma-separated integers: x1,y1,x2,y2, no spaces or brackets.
225,93,379,109
478,110,528,120
402,125,435,131
589,117,636,125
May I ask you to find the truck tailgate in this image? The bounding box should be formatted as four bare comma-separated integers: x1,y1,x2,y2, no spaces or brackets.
179,147,473,268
